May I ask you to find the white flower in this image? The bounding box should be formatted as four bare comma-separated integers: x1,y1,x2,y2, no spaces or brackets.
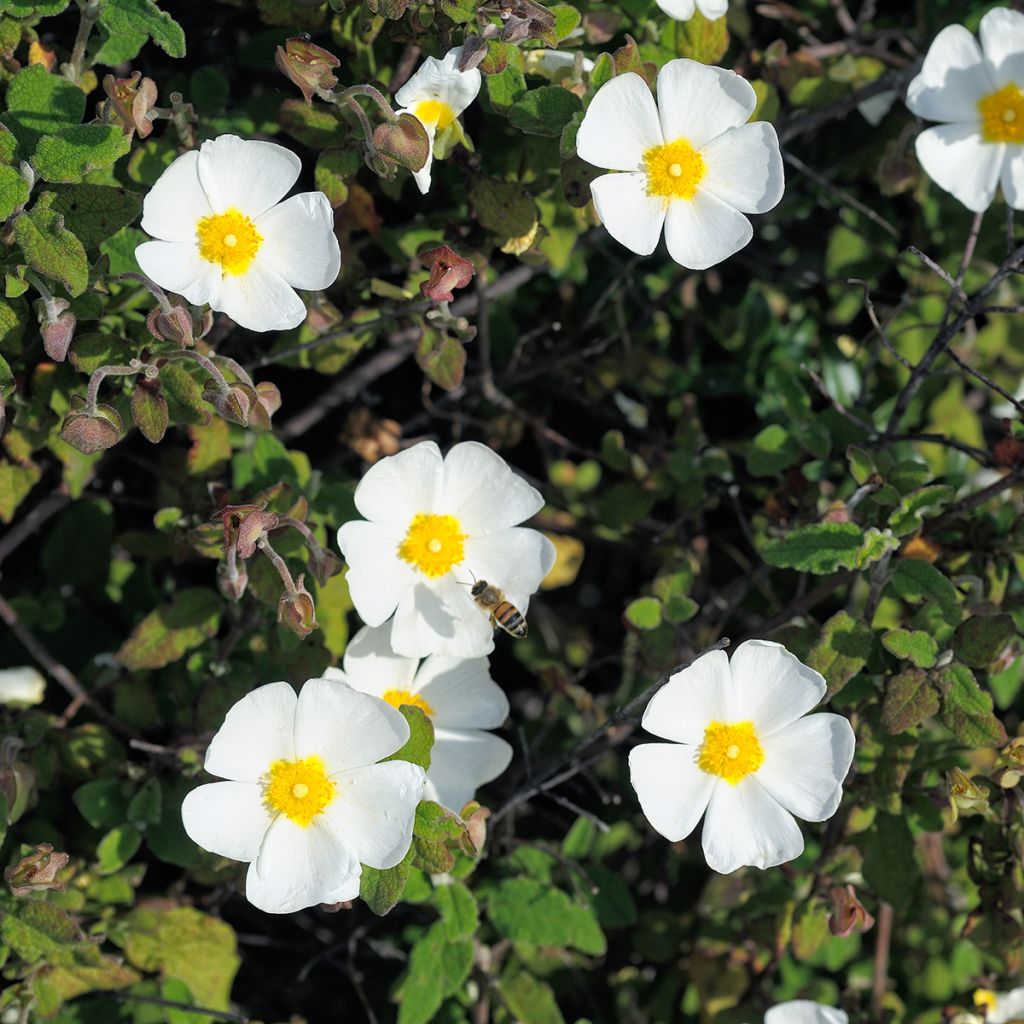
337,440,556,660
763,1003,849,1024
976,986,1024,1024
576,59,784,269
526,49,595,77
907,8,1024,212
325,624,512,812
136,134,341,332
628,640,855,873
656,0,728,21
0,666,45,706
181,677,425,914
395,47,481,195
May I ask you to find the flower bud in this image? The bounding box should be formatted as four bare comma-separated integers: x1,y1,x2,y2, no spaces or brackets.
275,37,340,104
828,884,875,937
203,381,257,427
419,244,475,302
34,298,76,362
278,574,317,640
100,72,158,138
246,381,282,432
308,545,344,587
947,767,990,823
4,843,69,897
236,508,280,559
217,558,249,602
60,398,123,455
373,113,430,173
146,302,196,347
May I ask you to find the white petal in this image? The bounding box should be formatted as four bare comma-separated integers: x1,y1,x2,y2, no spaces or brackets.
352,441,445,526
663,189,753,270
321,761,425,869
181,782,271,862
253,192,341,291
134,240,214,304
215,262,308,332
915,122,1002,213
197,135,301,219
696,0,728,16
906,24,992,122
756,714,855,822
246,814,360,914
657,60,756,150
701,779,804,872
655,0,696,17
991,989,1024,1024
629,742,715,842
700,121,784,214
391,576,494,660
426,728,512,812
415,655,508,728
204,681,296,782
590,172,667,257
462,529,556,613
294,678,410,774
1002,147,1024,209
337,521,415,627
395,47,482,117
0,666,45,705
576,73,663,171
766,1003,849,1024
410,116,436,194
980,8,1024,88
440,441,544,535
640,648,729,744
342,623,419,697
140,149,213,242
725,639,825,736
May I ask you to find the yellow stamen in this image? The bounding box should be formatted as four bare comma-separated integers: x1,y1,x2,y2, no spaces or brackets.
414,98,457,130
196,208,262,275
974,991,998,1014
264,755,335,827
697,721,764,784
643,138,706,201
397,513,466,577
978,83,1024,143
381,689,435,716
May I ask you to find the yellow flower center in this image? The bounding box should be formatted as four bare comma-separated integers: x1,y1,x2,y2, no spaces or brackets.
196,208,263,275
381,689,435,716
414,98,457,131
397,513,466,577
974,990,998,1014
697,721,764,784
978,83,1024,143
263,755,336,827
644,138,706,201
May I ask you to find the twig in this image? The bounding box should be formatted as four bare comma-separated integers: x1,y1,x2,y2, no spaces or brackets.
871,902,894,1016
111,992,249,1023
925,469,1024,533
0,491,70,567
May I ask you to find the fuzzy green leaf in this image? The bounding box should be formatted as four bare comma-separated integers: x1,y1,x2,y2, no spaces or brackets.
95,0,186,62
624,596,662,630
936,663,1007,748
952,614,1015,669
882,628,939,669
360,847,414,916
1,65,85,155
49,184,143,248
33,124,132,183
888,559,961,627
673,10,729,63
762,522,865,575
384,704,434,769
116,587,222,670
880,669,940,734
806,610,873,697
509,86,583,137
488,877,606,954
12,194,89,296
0,165,30,220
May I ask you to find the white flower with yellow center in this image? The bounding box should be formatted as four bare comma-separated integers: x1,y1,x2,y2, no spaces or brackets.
181,678,425,914
394,47,481,195
135,134,341,332
629,640,855,873
975,986,1024,1024
907,8,1024,212
575,58,784,269
325,624,512,813
762,1003,849,1024
656,0,728,21
337,440,556,660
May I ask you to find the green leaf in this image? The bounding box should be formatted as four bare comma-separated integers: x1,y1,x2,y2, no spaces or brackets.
49,184,143,248
1,900,84,963
487,877,606,954
131,385,169,444
860,812,918,914
0,458,41,524
360,847,414,916
881,628,939,669
935,663,1007,748
0,0,70,12
160,362,210,426
673,10,729,63
762,522,864,575
806,610,873,697
12,194,89,296
549,4,581,41
384,704,434,769
888,559,961,627
500,970,566,1024
508,86,583,136
434,882,478,938
1,65,85,155
127,777,163,827
394,920,474,1024
96,824,142,874
880,669,940,734
0,165,30,220
747,423,799,476
486,62,528,111
95,0,186,62
887,484,955,536
33,125,132,183
415,330,466,391
624,596,662,630
436,0,475,22
952,614,1015,669
412,801,472,873
73,778,130,829
68,331,133,374
469,177,538,239
116,587,222,670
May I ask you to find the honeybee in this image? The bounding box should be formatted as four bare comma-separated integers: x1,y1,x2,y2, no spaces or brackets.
470,580,528,638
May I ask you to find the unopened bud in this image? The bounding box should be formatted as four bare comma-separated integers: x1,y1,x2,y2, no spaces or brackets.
308,545,344,586
204,380,257,427
4,843,69,897
418,244,475,302
34,298,76,362
146,302,195,347
245,381,282,432
460,801,490,855
217,557,249,602
278,574,317,639
236,509,280,559
373,113,430,173
947,767,990,823
60,398,123,455
275,37,340,104
828,884,875,937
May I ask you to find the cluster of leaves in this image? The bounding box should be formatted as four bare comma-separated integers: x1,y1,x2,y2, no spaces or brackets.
1,0,1024,1022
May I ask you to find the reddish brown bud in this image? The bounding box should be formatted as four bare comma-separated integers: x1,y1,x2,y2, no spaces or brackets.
236,509,281,559
373,113,430,172
245,381,282,432
278,574,317,639
418,244,475,302
275,37,340,104
308,545,344,587
35,298,76,362
993,435,1024,468
203,381,258,427
60,398,124,455
100,72,158,139
5,843,69,897
217,557,249,602
146,301,196,347
828,884,875,938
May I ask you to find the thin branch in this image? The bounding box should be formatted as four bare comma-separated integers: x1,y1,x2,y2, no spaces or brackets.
925,469,1024,533
871,902,894,1017
111,992,249,1024
0,491,70,567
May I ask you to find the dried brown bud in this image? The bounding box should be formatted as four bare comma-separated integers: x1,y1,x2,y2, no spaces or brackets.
828,884,875,938
236,509,281,559
418,244,475,302
35,298,76,362
278,574,317,639
275,36,340,104
101,72,158,138
457,34,490,72
5,843,69,897
373,113,430,173
993,434,1024,468
60,398,123,455
146,301,196,347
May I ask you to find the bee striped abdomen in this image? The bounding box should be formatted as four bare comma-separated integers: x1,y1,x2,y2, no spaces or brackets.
493,602,527,638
